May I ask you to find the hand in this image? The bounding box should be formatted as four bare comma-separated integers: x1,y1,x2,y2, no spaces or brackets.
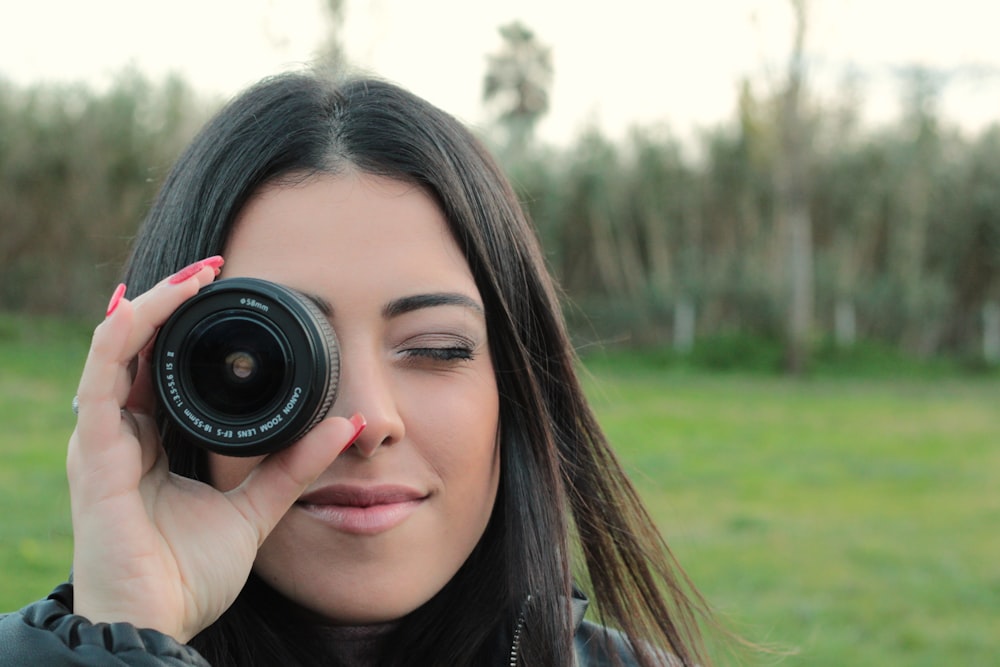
67,258,362,642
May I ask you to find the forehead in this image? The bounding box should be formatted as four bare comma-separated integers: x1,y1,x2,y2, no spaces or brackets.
222,173,478,303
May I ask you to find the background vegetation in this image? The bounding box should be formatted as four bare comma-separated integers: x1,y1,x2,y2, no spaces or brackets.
0,70,205,314
1,7,998,372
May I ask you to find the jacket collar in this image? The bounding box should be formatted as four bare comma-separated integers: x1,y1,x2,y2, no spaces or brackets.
570,586,589,631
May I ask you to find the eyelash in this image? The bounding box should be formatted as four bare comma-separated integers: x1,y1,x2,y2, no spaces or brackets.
405,346,475,362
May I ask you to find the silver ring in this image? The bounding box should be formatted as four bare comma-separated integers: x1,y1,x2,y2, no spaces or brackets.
72,395,134,429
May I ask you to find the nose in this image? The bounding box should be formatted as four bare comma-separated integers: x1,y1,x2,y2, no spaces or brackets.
332,340,404,457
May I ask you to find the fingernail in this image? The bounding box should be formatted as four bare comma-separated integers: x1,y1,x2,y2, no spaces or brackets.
105,283,127,317
342,413,367,453
202,255,225,274
168,255,225,284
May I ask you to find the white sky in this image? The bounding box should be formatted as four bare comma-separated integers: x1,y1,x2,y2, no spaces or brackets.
2,0,1000,145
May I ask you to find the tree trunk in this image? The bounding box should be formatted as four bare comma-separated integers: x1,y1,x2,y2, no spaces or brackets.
984,301,1000,364
673,298,696,353
835,298,857,348
779,0,814,375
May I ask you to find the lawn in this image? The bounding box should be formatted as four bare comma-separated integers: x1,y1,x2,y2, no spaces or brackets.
581,354,1000,665
1,314,997,665
0,315,88,610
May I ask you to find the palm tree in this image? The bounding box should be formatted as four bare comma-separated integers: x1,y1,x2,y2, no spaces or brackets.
483,21,553,154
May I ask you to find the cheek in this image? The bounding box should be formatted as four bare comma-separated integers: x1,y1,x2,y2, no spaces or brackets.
207,453,263,491
404,369,498,454
426,423,500,511
411,374,501,510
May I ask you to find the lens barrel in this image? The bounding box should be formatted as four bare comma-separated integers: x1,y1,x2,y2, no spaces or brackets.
153,277,340,456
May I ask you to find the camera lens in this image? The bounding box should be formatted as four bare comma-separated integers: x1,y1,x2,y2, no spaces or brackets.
153,277,339,456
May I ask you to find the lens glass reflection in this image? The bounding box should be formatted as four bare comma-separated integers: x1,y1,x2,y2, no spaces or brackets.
186,316,288,417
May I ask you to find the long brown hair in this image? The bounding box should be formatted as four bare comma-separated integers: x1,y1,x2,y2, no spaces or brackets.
124,70,715,666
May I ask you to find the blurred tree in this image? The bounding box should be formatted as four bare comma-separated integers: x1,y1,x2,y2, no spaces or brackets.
557,129,630,300
697,81,780,340
985,302,1000,364
933,126,1000,356
315,0,347,71
812,139,887,349
0,70,205,314
891,67,945,355
811,73,866,349
623,127,700,348
776,0,814,374
483,21,553,155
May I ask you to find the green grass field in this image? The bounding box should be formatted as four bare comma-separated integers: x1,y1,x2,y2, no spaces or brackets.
1,314,997,665
581,354,1000,665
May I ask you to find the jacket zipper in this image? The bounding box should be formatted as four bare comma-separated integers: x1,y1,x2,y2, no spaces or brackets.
508,594,531,666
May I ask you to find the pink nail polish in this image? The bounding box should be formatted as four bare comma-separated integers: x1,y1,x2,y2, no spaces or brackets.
168,255,225,285
342,413,367,453
105,283,126,317
202,255,225,273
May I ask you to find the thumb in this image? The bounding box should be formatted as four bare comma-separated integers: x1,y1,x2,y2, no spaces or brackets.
227,413,366,546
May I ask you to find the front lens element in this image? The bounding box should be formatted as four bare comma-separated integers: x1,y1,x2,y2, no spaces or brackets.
185,316,290,417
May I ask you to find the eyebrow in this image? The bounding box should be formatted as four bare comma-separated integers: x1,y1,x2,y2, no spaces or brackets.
383,293,484,319
301,291,483,319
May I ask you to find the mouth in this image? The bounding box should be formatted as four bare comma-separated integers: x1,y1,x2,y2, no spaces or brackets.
295,484,428,535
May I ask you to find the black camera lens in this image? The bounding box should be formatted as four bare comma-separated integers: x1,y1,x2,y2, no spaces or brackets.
153,277,339,456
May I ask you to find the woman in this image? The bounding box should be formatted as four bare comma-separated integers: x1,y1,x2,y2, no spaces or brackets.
0,71,717,666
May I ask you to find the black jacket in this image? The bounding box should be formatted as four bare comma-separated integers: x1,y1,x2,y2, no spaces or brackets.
0,583,650,666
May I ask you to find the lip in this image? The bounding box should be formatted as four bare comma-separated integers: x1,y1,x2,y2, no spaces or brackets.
295,484,427,535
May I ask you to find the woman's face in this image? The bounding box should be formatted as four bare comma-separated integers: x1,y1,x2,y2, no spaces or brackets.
209,172,501,624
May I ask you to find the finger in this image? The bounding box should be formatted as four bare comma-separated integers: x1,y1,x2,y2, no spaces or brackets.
73,259,222,459
227,414,366,546
118,407,142,441
122,259,223,359
126,410,164,477
73,299,141,457
76,259,223,418
126,351,157,417
69,304,158,503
